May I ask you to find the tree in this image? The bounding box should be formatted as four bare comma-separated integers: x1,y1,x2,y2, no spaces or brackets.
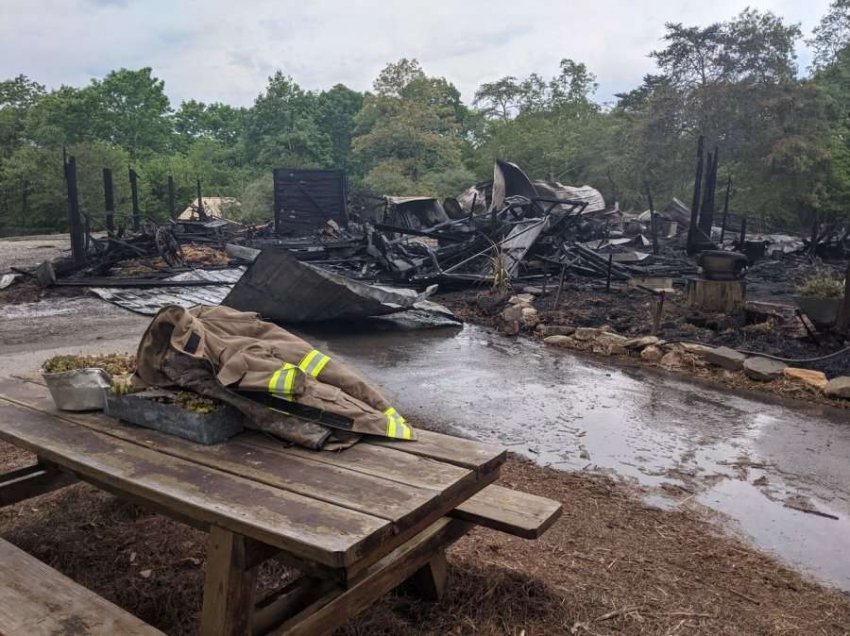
474,77,521,120
352,60,473,196
174,100,244,147
90,68,173,158
243,72,332,168
810,0,850,69
316,85,364,168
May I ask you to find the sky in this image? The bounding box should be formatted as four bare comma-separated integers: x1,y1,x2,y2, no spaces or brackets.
0,0,832,108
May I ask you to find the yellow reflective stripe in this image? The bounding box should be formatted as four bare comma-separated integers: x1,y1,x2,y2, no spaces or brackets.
313,353,331,376
283,365,296,398
269,363,297,400
268,368,281,393
298,349,331,378
299,349,319,371
384,406,411,439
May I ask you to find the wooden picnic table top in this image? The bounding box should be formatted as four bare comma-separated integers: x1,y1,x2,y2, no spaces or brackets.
0,378,506,576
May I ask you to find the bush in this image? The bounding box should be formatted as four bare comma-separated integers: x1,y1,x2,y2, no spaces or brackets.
797,273,845,298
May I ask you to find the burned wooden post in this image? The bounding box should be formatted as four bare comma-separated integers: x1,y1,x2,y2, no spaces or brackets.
103,168,115,235
645,182,658,256
687,136,705,254
168,176,176,220
196,178,206,220
64,156,86,266
837,264,850,334
129,168,140,232
606,254,613,293
554,263,567,308
739,217,747,248
719,175,732,243
697,147,719,241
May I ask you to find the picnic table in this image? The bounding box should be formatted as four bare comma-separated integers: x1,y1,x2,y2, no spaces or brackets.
0,377,561,635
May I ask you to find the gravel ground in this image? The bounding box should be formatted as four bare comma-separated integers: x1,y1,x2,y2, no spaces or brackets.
0,234,70,272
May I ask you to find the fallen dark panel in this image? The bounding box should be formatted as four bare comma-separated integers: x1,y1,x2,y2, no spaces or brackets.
273,168,348,235
223,249,455,323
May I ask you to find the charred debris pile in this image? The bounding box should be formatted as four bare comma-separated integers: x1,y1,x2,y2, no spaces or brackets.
9,153,850,362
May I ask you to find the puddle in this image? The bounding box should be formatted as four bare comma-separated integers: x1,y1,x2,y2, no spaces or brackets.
299,321,850,592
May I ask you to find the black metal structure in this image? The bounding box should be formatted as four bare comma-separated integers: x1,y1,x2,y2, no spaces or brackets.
272,168,348,235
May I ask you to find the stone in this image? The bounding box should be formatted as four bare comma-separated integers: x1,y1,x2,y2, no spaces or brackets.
743,356,787,381
623,335,661,350
782,367,828,391
501,305,524,323
536,324,575,337
595,331,629,347
824,376,850,399
521,306,540,327
702,346,747,371
544,335,575,347
640,345,663,363
573,327,600,341
660,351,683,368
508,293,536,305
680,342,712,355
607,344,628,356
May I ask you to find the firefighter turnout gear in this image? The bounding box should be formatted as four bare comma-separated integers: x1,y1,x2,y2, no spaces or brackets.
135,305,415,447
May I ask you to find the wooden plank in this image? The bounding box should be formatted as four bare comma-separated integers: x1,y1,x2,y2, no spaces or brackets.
268,519,472,636
0,384,473,531
0,401,390,568
409,550,448,601
200,527,257,636
0,461,76,507
367,428,507,475
450,484,563,539
253,578,336,635
0,538,162,635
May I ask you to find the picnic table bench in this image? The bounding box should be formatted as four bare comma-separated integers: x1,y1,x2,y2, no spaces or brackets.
0,377,561,635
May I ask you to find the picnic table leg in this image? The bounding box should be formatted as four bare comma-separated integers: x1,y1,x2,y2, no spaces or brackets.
409,549,448,601
200,526,257,636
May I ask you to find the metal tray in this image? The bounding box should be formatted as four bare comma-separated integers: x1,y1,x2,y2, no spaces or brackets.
104,391,244,445
43,368,111,411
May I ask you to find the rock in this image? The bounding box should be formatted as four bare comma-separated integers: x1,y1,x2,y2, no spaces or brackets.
522,286,543,295
623,335,661,350
544,335,575,347
782,367,828,391
508,293,536,305
595,331,629,347
501,305,524,322
607,344,628,356
573,327,600,341
702,346,747,371
521,306,540,327
743,356,787,381
825,376,850,399
536,324,576,337
660,351,683,368
680,342,712,355
640,345,663,363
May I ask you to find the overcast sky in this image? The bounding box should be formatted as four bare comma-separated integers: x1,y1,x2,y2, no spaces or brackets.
0,0,830,108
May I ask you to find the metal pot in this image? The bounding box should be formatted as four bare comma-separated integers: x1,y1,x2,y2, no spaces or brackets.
697,250,749,281
43,368,111,411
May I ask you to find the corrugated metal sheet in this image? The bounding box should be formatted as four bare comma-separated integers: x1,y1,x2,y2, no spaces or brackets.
89,268,245,315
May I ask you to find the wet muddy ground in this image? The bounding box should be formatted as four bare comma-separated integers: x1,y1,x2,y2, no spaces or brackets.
302,321,850,592
1,294,849,595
